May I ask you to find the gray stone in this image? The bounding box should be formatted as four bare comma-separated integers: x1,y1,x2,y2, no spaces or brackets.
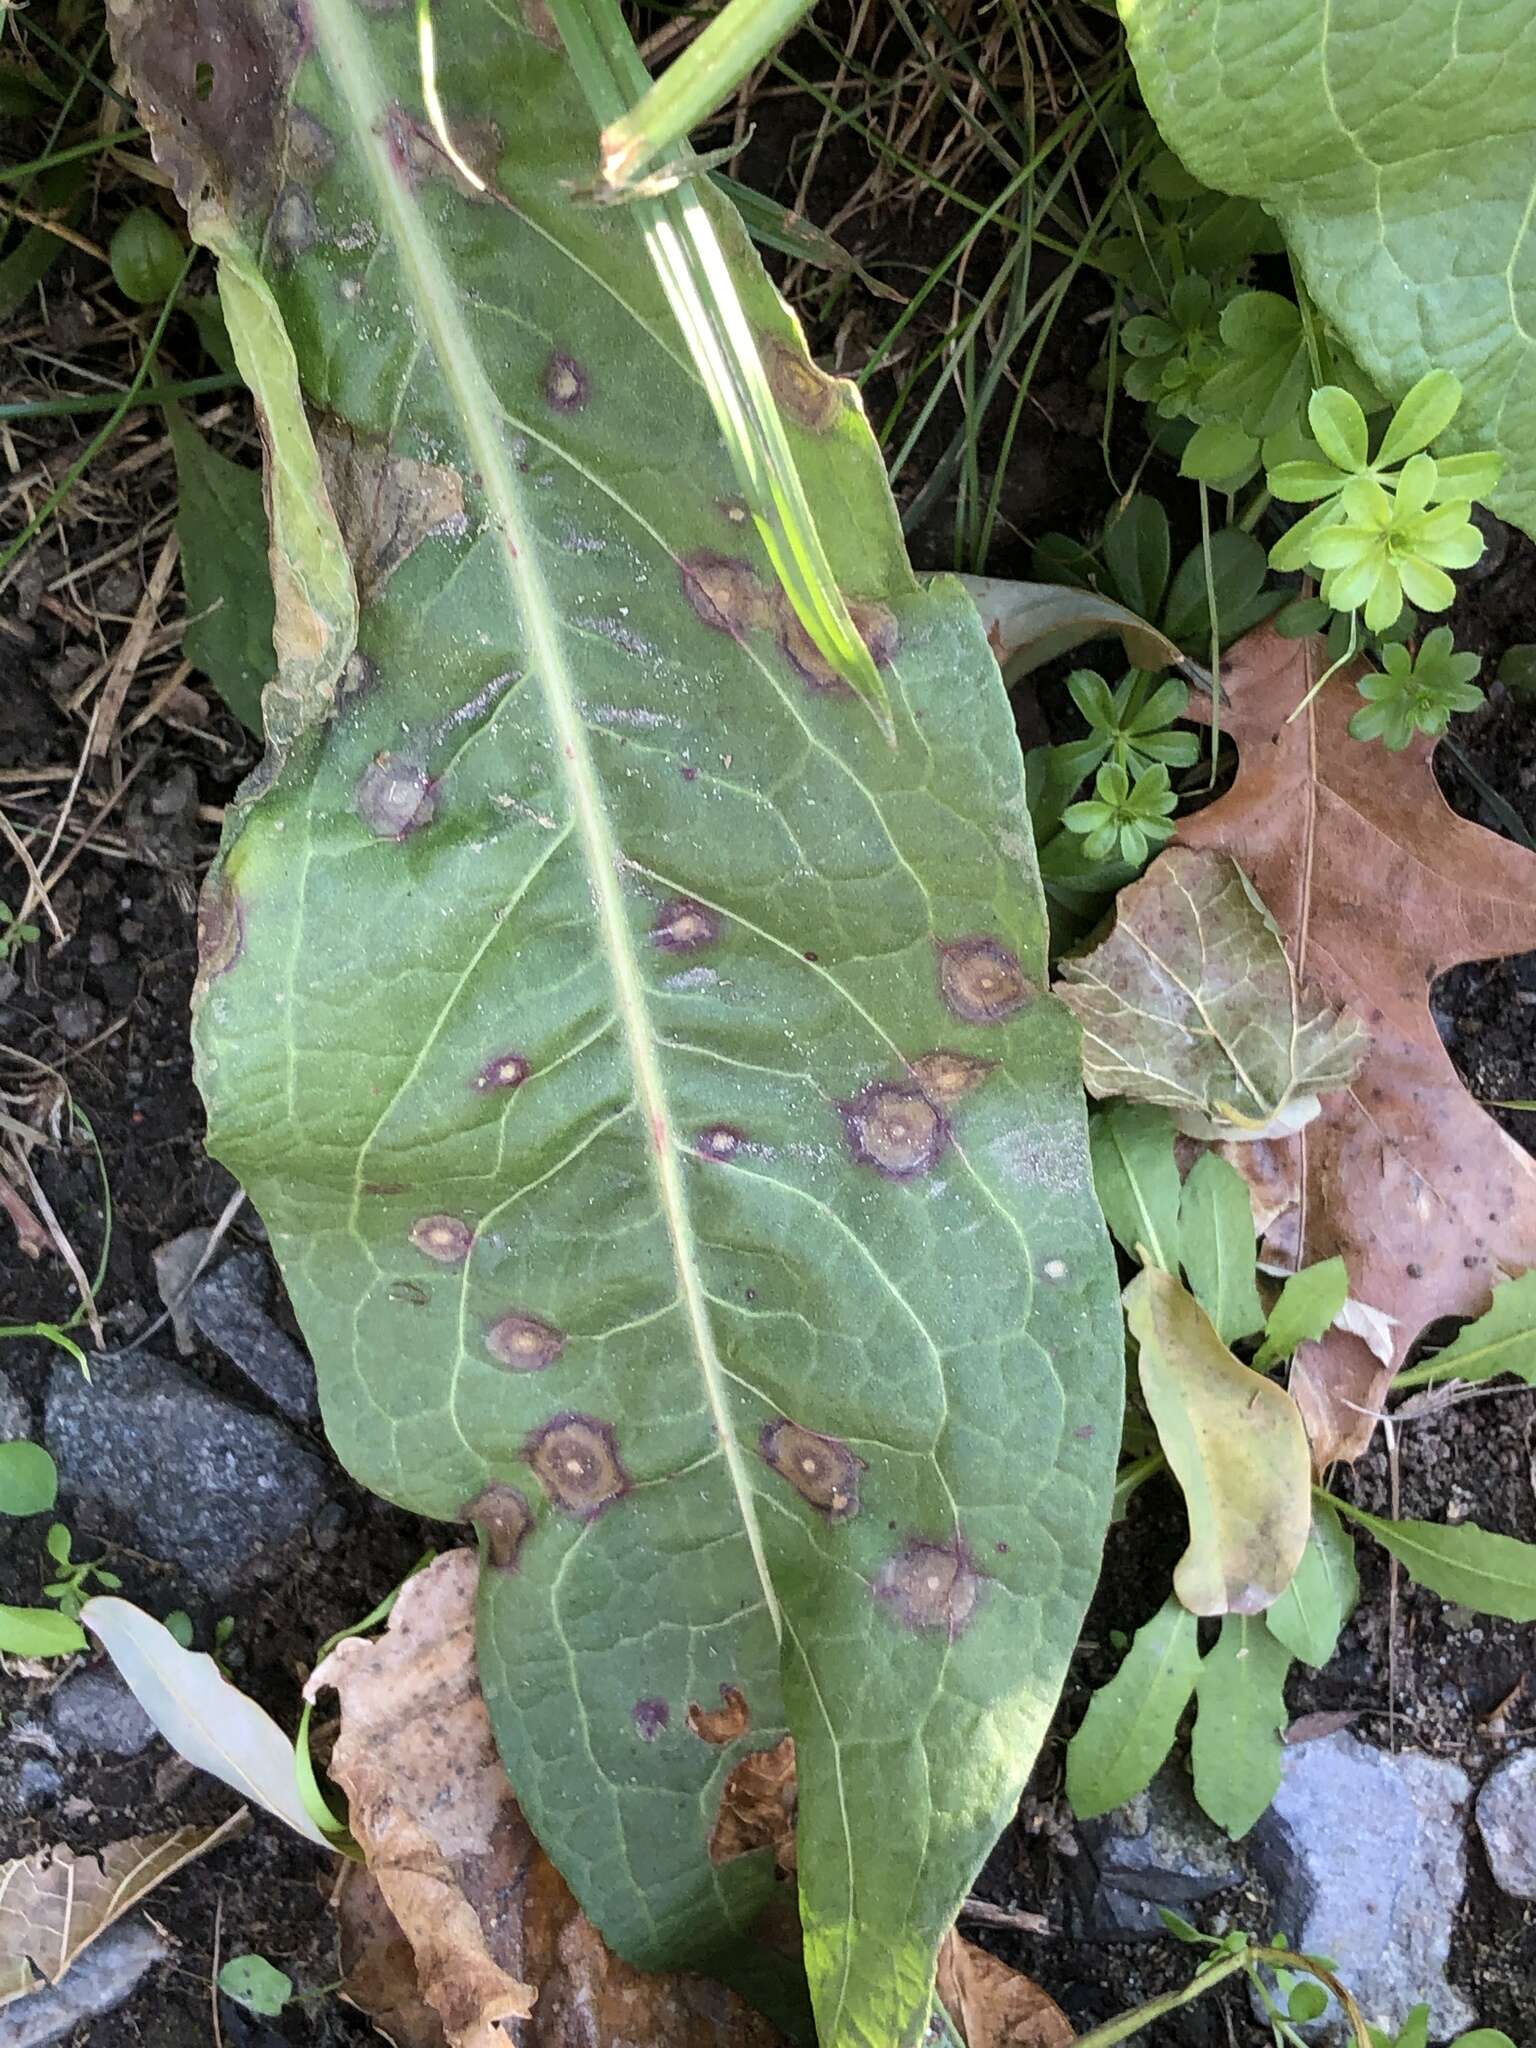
45,1349,328,1595
0,1921,166,2047
1071,1764,1244,1938
1476,1749,1536,1899
1252,1732,1474,2042
189,1250,318,1422
49,1668,156,1758
17,1761,62,1811
0,1368,29,1442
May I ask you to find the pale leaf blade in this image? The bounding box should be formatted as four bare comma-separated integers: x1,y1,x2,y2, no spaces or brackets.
1065,1595,1201,1820
1190,1615,1292,1838
82,1599,330,1847
1332,1502,1536,1623
1090,1102,1182,1273
1263,1496,1358,1667
1127,1267,1312,1617
1397,1270,1536,1391
1179,1151,1264,1344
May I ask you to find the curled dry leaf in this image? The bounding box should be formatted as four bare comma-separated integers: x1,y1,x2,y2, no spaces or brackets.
1057,846,1367,1139
935,1930,1074,2048
0,1811,247,2006
309,1550,790,2048
1125,1265,1313,1617
1177,627,1536,1465
957,573,1181,682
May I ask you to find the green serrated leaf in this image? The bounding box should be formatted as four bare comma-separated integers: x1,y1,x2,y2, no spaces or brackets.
1178,1153,1263,1345
1090,1101,1182,1273
1058,846,1368,1140
1395,1270,1536,1392
0,1441,58,1519
1264,1497,1358,1667
1254,1258,1349,1371
1066,1595,1200,1819
1191,1615,1292,1837
1117,0,1536,537
1127,1268,1312,1618
112,3,1123,2037
1331,1499,1536,1622
169,410,276,734
1180,419,1258,486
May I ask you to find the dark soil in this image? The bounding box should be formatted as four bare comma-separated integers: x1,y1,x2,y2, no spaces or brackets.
3,9,1536,2045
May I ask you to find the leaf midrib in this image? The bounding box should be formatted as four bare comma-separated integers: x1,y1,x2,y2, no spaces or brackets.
304,0,782,1640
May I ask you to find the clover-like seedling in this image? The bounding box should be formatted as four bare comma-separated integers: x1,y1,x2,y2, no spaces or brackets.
1349,629,1484,749
1067,668,1201,779
1062,759,1179,866
1267,372,1501,631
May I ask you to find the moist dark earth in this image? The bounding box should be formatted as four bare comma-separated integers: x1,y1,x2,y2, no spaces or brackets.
3,26,1536,2048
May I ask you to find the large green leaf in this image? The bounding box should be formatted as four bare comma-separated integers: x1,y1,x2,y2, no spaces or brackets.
1117,0,1536,536
111,3,1122,2040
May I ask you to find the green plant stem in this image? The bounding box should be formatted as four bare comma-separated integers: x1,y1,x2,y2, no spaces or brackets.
0,127,147,184
1439,735,1536,854
1071,1950,1251,2047
0,249,195,578
0,372,239,421
1112,1448,1165,1516
599,0,816,193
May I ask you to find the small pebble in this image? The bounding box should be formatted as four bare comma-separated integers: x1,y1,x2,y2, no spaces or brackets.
51,996,104,1044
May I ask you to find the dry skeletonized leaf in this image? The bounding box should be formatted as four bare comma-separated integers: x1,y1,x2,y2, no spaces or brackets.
1178,627,1536,1464
1126,1265,1313,1617
311,1551,789,2048
936,1931,1074,2048
1057,846,1366,1138
0,1811,247,2006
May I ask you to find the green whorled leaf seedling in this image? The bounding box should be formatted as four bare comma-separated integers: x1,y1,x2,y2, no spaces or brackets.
1348,629,1484,749
110,0,1123,2039
1266,377,1500,634
1062,759,1178,867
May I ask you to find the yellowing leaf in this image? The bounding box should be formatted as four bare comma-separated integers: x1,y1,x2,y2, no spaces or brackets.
0,1814,246,2007
1058,847,1367,1140
1126,1266,1312,1616
81,1598,331,1847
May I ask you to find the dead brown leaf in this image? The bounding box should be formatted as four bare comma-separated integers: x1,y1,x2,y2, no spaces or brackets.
936,1931,1074,2048
0,1810,247,2006
1179,627,1536,1465
310,1550,788,2048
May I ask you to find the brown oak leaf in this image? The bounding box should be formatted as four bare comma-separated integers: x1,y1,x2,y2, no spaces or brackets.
1177,626,1536,1465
